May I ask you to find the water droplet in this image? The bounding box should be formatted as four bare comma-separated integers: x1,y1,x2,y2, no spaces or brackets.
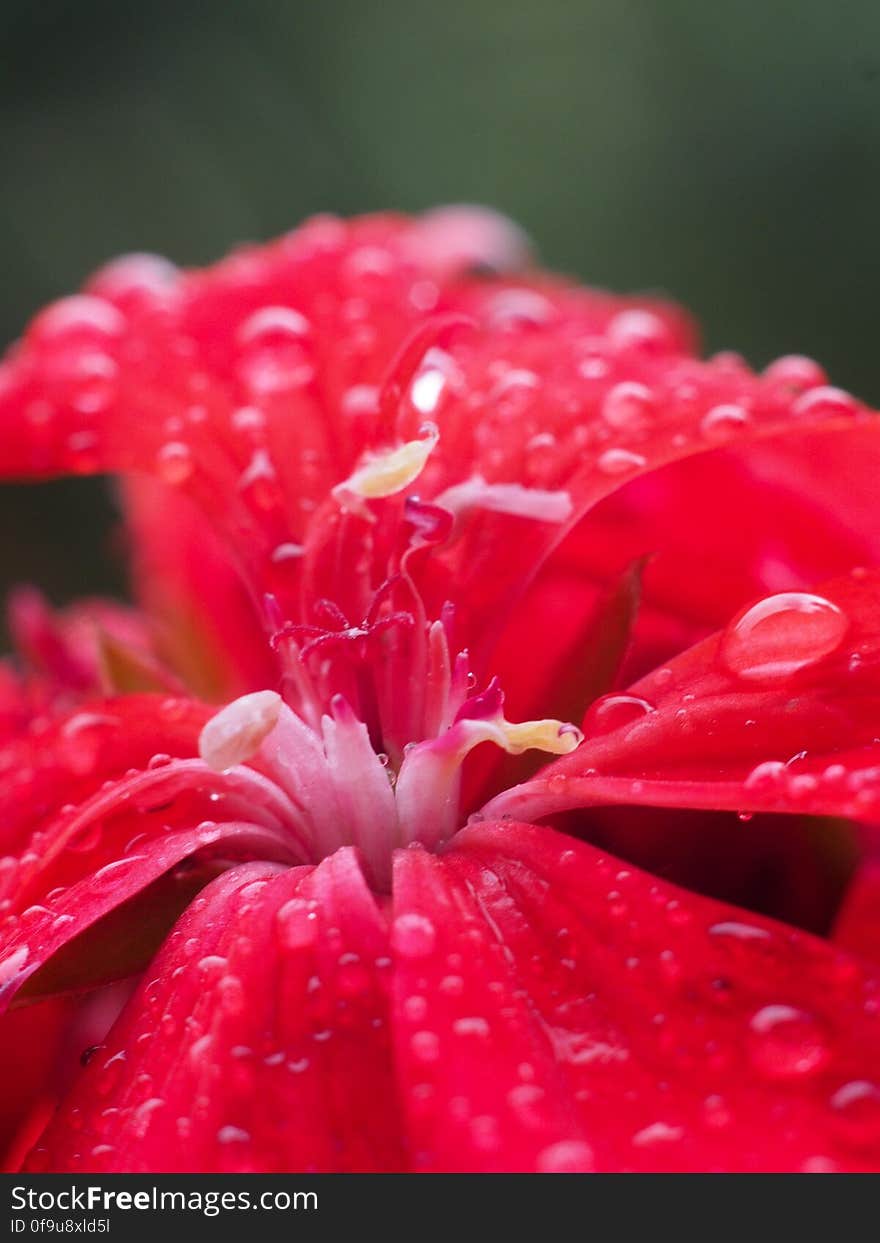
631,1122,684,1148
270,542,305,564
218,974,245,1016
486,288,553,329
584,694,654,737
708,921,771,944
829,1080,880,1150
801,1155,839,1173
411,366,447,415
452,1016,490,1039
743,760,786,793
88,253,179,309
469,1114,502,1152
391,913,437,959
238,449,282,511
536,1140,595,1173
93,858,142,887
719,592,847,682
231,405,266,436
30,296,125,347
276,898,317,951
410,1030,441,1063
597,447,648,476
235,306,313,394
341,385,379,417
791,386,859,420
96,1050,127,1097
763,355,827,393
197,954,229,976
747,1005,829,1079
66,430,101,474
700,404,751,440
600,382,654,430
403,995,428,1022
702,1094,733,1130
236,305,310,347
606,309,673,353
409,205,531,276
156,441,194,485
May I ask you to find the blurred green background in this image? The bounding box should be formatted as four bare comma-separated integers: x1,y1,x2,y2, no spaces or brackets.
1,0,879,609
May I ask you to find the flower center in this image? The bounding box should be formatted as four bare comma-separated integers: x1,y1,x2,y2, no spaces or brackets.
198,678,581,890
191,416,583,889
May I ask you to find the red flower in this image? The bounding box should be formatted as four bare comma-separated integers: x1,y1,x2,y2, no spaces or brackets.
1,207,880,1172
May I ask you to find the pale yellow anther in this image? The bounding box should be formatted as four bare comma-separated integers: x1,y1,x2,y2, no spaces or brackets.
333,428,439,511
497,718,583,756
199,690,282,772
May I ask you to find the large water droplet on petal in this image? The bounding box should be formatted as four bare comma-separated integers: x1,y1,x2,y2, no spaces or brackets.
719,592,848,682
747,1004,830,1079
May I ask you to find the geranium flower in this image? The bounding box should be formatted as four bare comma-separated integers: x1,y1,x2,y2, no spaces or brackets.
1,207,880,1172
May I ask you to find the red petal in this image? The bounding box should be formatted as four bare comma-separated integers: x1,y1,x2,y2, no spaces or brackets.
416,822,880,1172
463,557,645,809
0,693,209,858
0,819,298,1009
391,845,594,1171
576,804,857,936
834,861,880,966
27,851,403,1173
0,999,70,1170
555,425,880,686
7,588,167,699
122,476,275,699
490,555,645,729
485,567,880,826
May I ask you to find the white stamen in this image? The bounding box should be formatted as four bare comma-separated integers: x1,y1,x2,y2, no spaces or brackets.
394,708,583,850
199,691,283,772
